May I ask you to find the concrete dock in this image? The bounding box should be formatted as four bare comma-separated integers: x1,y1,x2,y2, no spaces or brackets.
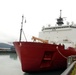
61,55,76,75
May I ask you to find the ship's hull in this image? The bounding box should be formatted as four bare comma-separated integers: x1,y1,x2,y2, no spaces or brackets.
13,42,76,72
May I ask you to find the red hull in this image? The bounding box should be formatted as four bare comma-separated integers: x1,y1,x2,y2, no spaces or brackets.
13,42,76,72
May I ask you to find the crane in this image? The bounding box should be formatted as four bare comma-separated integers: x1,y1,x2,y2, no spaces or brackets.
32,36,48,44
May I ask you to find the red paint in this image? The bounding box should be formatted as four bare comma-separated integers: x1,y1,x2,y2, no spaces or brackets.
13,42,76,72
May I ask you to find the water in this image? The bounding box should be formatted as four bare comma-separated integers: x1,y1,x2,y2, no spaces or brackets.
0,52,65,75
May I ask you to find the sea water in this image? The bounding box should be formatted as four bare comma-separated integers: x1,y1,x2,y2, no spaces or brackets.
0,52,64,75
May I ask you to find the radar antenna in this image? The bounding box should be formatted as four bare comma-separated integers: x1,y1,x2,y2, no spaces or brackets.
56,10,64,26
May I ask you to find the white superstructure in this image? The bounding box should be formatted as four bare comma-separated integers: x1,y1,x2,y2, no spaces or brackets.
39,10,76,47
39,24,76,43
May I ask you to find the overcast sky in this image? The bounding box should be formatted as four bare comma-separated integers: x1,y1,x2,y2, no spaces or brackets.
0,0,76,43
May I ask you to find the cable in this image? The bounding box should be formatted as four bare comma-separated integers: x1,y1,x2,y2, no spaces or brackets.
56,46,67,59
23,30,27,41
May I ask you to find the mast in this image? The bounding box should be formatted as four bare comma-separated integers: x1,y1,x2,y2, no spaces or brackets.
57,10,64,26
19,15,24,41
60,10,62,18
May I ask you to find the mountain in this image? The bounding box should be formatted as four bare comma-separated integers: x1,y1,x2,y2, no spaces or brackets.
0,43,12,48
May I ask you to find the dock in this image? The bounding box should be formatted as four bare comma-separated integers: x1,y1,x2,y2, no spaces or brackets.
0,49,16,53
61,55,76,75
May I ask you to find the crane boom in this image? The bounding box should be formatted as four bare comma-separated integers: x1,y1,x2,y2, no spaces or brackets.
32,36,48,44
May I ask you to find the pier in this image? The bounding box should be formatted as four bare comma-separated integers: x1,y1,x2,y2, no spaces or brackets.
61,55,76,75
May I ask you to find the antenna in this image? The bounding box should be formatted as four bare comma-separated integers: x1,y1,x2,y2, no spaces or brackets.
60,10,62,18
57,10,64,25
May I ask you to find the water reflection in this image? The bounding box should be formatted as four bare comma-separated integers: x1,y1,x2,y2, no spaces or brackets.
0,52,24,75
0,52,17,59
0,52,65,75
9,53,17,59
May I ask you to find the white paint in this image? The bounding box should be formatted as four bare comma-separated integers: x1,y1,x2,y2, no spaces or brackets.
39,24,76,47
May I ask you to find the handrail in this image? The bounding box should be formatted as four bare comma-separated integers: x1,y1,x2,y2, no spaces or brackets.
61,61,76,75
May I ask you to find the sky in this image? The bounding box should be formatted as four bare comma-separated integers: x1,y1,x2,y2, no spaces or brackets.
0,0,76,43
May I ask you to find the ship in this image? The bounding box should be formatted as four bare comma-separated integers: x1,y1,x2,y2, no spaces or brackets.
13,10,76,72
